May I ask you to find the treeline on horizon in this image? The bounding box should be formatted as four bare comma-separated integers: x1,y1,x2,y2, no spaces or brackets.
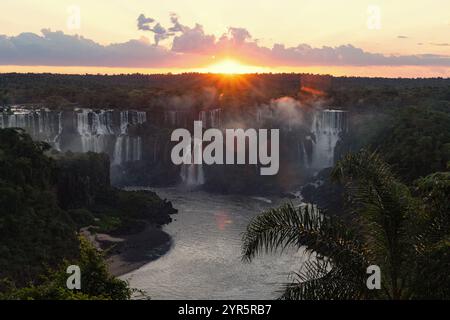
1,72,450,110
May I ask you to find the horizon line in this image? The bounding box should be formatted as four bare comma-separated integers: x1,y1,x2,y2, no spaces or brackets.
1,71,449,80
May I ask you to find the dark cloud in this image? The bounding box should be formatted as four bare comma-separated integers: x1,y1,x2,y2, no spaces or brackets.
151,23,175,45
168,13,187,33
397,35,408,39
137,14,154,31
227,27,252,44
265,43,450,66
1,15,450,68
172,24,216,54
0,29,184,67
137,14,176,45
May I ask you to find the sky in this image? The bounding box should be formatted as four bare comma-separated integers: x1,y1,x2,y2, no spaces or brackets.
0,0,449,77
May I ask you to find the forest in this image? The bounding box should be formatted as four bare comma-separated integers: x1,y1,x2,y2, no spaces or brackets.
0,128,176,299
0,72,449,299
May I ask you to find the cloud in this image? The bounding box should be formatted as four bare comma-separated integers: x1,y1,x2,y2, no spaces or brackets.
152,23,174,45
137,14,175,45
227,27,252,44
429,42,450,47
0,29,188,67
137,14,154,31
397,35,408,39
168,13,187,33
1,15,450,69
172,24,216,54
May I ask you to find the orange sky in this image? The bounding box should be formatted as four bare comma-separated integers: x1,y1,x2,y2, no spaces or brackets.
1,64,448,78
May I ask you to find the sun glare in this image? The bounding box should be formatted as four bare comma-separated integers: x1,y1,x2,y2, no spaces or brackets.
203,59,265,75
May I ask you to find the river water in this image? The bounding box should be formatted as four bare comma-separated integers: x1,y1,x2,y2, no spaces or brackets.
120,187,306,300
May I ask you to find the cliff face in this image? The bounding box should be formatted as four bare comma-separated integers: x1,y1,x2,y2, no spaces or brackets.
53,151,178,231
1,106,349,194
0,128,177,287
56,152,111,209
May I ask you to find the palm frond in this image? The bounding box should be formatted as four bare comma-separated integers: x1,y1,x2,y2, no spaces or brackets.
241,203,363,266
279,259,368,300
331,150,419,299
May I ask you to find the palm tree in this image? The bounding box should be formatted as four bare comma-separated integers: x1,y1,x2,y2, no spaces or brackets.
241,150,449,299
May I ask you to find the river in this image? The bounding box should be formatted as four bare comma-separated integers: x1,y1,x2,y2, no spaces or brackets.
120,187,306,300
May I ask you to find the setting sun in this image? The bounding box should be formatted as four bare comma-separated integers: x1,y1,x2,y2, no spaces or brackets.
202,59,266,74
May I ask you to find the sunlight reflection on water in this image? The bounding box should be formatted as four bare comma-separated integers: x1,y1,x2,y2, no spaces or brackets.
121,187,307,300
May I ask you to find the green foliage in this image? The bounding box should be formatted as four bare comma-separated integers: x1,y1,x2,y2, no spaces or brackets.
242,150,450,300
0,128,176,299
75,237,131,299
67,209,95,229
116,190,175,224
53,151,176,235
0,129,78,286
331,151,419,299
55,152,111,210
242,203,369,299
0,237,132,300
372,107,450,181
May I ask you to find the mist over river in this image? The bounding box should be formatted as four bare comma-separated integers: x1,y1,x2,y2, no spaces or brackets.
120,187,306,300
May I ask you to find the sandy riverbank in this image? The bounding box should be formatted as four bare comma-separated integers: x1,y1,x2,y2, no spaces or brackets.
81,223,172,276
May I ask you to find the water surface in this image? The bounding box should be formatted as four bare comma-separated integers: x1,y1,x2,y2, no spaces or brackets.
121,188,306,299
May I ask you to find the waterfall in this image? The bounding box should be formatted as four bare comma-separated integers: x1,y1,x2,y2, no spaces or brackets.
199,111,208,128
164,110,190,127
298,140,310,168
179,141,205,187
119,111,129,134
181,163,205,187
113,136,124,165
210,109,222,128
198,108,222,128
76,109,118,153
134,136,142,161
113,134,143,165
112,111,146,165
164,111,178,126
1,108,63,149
2,107,147,167
132,111,147,125
53,112,63,151
310,109,347,169
302,140,310,168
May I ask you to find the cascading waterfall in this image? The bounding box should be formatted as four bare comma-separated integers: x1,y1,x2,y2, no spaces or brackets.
199,108,222,128
119,111,129,134
302,140,310,168
164,110,190,127
209,109,222,128
181,163,205,187
52,112,63,151
0,108,63,149
164,111,180,127
1,107,147,164
298,140,310,168
310,109,347,169
112,111,146,165
76,109,114,153
180,141,205,187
